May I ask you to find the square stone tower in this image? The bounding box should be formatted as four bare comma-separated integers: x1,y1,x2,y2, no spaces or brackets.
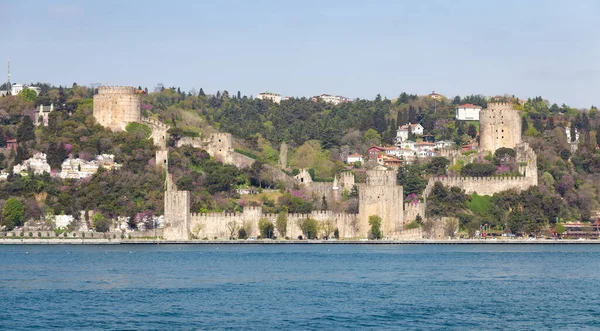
479,102,522,153
358,167,403,238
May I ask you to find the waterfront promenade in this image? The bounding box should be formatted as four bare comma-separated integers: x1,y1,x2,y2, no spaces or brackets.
1,238,599,244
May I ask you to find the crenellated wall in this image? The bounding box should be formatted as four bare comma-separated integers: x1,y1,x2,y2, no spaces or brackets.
424,175,536,197
404,202,426,224
140,117,169,148
93,86,141,132
188,207,359,239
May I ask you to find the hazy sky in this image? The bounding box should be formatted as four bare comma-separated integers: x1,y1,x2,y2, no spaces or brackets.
1,0,599,107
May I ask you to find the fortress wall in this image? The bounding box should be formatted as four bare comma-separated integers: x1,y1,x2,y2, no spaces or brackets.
231,152,254,169
0,229,162,239
425,175,536,197
404,202,426,224
140,117,169,148
188,208,359,239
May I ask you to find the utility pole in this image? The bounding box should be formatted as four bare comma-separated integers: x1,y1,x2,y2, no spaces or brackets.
7,59,11,93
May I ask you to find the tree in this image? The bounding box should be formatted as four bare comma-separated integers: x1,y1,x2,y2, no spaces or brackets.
333,228,340,238
363,128,381,145
17,116,35,142
467,124,477,138
0,128,5,148
299,218,319,239
275,211,288,238
237,227,248,239
92,213,110,232
397,163,427,198
258,218,275,238
570,125,577,142
227,220,241,239
368,215,382,239
19,89,37,102
321,219,335,239
321,195,328,210
2,198,25,230
426,157,450,176
521,117,529,135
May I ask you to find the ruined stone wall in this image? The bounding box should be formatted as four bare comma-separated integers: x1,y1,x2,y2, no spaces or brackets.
516,142,538,185
176,133,235,165
479,102,522,153
93,86,141,132
358,169,403,237
140,117,169,149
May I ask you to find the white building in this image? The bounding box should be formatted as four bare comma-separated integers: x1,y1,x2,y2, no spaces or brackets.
0,84,41,97
13,152,51,175
346,153,364,164
415,142,436,152
435,140,456,149
35,103,54,126
400,140,417,151
385,147,415,158
256,92,281,104
456,104,482,121
312,94,350,105
60,154,122,179
428,91,443,100
565,126,579,143
417,150,437,158
396,123,424,143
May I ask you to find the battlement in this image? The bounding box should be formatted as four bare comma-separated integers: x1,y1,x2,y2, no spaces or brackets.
365,169,397,186
140,117,169,130
484,102,518,112
97,86,137,95
424,174,536,197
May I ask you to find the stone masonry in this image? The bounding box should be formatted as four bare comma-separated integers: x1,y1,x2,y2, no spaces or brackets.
479,102,522,153
93,86,141,132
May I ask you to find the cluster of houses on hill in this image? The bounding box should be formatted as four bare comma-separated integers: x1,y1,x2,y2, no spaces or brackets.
0,152,121,180
256,92,350,105
346,121,469,167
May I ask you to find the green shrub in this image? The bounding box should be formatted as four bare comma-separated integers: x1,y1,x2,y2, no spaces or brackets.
368,215,382,239
28,232,33,237
238,227,248,239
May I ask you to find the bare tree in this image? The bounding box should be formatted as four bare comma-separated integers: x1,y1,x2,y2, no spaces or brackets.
226,220,240,239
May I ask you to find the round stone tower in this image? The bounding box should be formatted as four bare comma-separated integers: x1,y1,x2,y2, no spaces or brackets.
479,102,522,153
93,86,141,132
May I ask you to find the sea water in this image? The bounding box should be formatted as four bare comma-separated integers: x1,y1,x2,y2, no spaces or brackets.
1,244,599,330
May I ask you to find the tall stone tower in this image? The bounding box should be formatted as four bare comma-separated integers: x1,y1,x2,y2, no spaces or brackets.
93,86,141,132
479,102,522,153
358,167,403,238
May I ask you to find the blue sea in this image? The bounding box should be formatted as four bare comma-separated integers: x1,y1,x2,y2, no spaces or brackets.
1,244,600,330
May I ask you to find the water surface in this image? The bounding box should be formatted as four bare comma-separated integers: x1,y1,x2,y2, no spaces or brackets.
1,244,599,330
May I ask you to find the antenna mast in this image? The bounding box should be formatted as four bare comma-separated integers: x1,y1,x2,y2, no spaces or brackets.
7,59,10,88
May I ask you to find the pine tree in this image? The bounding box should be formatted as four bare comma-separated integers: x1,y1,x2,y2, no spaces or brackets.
521,117,529,135
321,195,328,211
0,128,6,148
199,88,205,97
17,116,35,142
570,125,577,142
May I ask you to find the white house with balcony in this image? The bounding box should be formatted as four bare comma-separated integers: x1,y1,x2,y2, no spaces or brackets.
455,104,482,121
256,92,281,104
396,123,424,143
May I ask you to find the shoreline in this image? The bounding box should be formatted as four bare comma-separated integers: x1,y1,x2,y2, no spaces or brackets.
1,238,599,245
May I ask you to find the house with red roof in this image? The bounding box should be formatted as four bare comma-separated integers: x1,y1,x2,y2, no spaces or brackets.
6,139,17,151
456,104,483,121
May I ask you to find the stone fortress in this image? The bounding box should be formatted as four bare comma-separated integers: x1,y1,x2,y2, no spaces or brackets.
92,90,538,240
426,102,538,197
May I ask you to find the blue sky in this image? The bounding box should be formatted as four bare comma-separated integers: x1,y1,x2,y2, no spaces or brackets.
1,0,599,107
